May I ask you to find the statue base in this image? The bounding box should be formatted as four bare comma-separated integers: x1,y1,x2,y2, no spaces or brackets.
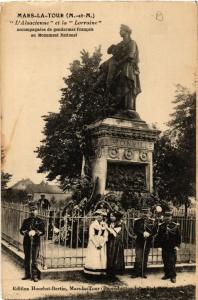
113,109,142,121
85,116,160,195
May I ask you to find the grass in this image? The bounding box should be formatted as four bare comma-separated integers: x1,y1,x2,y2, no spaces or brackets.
36,285,195,300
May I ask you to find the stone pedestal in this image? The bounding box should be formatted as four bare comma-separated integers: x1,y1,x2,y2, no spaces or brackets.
85,117,160,195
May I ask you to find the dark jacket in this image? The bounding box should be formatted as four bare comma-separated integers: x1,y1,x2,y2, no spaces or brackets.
157,222,181,249
134,217,158,247
20,217,45,245
37,198,51,210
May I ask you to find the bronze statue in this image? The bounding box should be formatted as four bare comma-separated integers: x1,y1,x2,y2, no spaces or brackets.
95,24,141,115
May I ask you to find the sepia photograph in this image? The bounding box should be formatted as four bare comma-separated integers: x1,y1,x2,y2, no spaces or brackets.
1,2,197,299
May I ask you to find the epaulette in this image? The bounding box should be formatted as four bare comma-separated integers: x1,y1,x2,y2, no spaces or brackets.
159,222,166,226
149,218,155,222
172,221,180,226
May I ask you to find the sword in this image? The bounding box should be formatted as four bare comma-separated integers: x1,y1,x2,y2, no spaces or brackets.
30,236,33,280
142,238,147,277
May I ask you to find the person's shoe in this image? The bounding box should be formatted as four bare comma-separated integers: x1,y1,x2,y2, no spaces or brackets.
107,274,116,280
170,277,176,283
161,275,170,280
142,274,147,278
22,275,30,280
33,277,39,282
131,274,140,278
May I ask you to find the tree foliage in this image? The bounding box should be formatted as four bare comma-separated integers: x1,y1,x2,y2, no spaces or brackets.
2,188,28,203
35,48,117,190
1,147,12,191
36,47,195,210
1,172,12,191
153,85,196,206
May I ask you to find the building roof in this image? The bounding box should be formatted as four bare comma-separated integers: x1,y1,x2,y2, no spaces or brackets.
12,179,64,194
11,179,34,190
28,183,63,194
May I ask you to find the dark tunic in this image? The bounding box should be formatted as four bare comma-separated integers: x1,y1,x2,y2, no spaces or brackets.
157,221,181,278
133,217,158,276
107,223,125,276
20,217,45,278
37,198,51,210
134,217,158,248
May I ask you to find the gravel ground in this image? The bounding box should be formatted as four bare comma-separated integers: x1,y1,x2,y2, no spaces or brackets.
1,251,196,300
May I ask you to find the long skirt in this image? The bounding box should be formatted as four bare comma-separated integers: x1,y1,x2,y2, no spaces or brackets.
84,238,107,275
107,233,125,275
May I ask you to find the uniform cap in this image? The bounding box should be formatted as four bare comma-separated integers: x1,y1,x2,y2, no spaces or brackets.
28,201,37,211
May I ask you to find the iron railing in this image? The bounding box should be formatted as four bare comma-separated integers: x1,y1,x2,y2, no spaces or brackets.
1,202,196,270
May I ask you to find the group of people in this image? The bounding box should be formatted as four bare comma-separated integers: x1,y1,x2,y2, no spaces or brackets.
19,202,181,284
26,193,51,210
84,209,125,278
84,207,181,283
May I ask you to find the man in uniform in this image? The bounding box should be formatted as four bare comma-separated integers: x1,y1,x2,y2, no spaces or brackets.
24,193,33,206
37,194,51,210
157,211,181,283
132,207,158,278
20,202,45,281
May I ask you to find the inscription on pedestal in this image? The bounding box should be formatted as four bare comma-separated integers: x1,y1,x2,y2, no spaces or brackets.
94,137,154,150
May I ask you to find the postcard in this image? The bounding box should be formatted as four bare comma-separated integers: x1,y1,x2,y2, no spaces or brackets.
1,2,196,299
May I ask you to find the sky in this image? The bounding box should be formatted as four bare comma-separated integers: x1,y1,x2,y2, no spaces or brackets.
1,2,197,186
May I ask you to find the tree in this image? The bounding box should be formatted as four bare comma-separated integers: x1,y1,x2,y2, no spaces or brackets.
36,48,117,190
153,85,196,209
2,188,28,203
1,172,12,191
168,85,195,197
1,147,12,191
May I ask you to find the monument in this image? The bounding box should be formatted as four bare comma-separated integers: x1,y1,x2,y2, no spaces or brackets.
85,25,160,196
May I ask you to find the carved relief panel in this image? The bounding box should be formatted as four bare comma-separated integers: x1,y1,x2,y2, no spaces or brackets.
106,162,147,192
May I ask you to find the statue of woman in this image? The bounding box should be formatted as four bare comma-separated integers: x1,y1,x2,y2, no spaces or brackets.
96,24,141,113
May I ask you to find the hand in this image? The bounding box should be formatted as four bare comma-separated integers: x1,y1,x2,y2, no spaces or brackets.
53,227,60,234
143,231,150,238
134,69,140,75
101,223,108,229
133,234,137,240
36,230,42,236
174,247,179,251
29,230,36,237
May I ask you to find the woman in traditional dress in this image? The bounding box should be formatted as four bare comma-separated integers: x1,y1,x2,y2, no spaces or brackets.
106,211,125,278
84,209,108,275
